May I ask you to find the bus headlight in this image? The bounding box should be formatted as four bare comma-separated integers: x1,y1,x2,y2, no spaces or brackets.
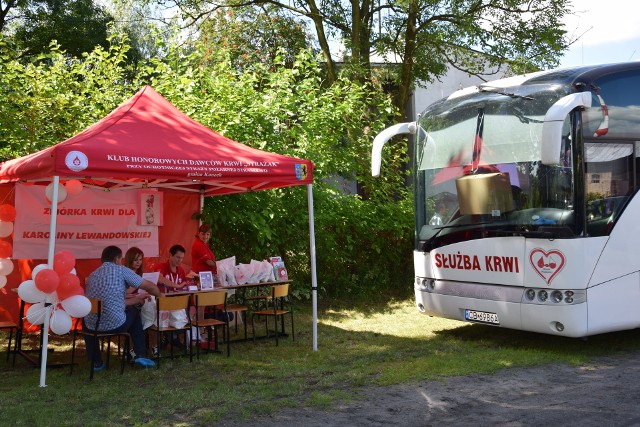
538,290,548,302
418,278,435,292
522,288,584,305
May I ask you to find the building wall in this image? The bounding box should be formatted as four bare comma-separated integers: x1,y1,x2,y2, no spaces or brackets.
412,66,508,118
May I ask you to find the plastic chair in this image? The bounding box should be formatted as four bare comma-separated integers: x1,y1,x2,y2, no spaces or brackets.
148,294,192,369
192,290,230,358
251,284,294,346
0,320,18,366
69,298,130,380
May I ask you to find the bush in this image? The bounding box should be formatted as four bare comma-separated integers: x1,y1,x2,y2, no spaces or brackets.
205,188,415,299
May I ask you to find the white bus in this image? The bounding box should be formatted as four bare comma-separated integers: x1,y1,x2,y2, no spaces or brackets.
372,62,640,337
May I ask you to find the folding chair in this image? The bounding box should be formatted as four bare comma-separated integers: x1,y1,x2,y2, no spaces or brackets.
0,320,18,366
69,298,130,380
251,284,294,346
148,294,192,369
192,290,230,358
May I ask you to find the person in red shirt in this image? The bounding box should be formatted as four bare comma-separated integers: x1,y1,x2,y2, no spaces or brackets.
191,224,217,274
155,244,188,293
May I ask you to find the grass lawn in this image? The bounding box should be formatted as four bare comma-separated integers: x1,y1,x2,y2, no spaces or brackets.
2,298,640,426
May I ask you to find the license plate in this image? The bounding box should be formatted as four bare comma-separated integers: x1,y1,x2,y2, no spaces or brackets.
464,309,499,325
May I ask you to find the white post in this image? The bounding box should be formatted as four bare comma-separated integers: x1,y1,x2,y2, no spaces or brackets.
307,184,318,351
40,176,60,387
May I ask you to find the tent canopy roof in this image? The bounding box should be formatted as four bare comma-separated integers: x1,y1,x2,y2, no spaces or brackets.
0,86,313,196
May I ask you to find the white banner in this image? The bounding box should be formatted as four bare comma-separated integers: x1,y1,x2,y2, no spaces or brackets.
14,183,159,259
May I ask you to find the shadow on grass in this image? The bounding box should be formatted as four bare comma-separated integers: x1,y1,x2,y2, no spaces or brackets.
436,321,640,357
2,299,640,426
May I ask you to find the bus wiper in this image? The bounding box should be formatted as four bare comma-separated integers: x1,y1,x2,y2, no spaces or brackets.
479,86,533,100
432,221,496,230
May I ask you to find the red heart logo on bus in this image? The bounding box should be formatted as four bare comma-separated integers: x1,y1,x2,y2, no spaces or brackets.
529,248,566,285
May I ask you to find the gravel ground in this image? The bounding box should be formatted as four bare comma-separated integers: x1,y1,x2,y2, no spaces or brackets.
224,352,640,426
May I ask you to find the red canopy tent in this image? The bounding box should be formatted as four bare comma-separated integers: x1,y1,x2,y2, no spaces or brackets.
0,85,313,194
0,86,319,386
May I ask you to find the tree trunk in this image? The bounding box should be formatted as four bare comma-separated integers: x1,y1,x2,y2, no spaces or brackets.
396,0,418,122
306,0,337,84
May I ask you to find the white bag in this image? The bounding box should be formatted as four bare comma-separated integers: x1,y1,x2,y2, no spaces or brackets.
216,256,237,286
247,259,263,283
259,260,274,282
169,308,188,329
140,297,157,330
235,263,252,285
140,296,174,329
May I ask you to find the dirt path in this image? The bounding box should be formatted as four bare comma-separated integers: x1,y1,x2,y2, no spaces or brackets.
225,352,640,426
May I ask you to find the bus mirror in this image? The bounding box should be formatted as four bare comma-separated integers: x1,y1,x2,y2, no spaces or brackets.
541,92,592,165
371,122,417,177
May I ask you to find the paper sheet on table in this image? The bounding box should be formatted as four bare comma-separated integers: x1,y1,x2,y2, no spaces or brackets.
142,272,160,284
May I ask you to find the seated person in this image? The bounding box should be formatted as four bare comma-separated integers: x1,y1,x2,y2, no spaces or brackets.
84,245,161,370
154,244,188,293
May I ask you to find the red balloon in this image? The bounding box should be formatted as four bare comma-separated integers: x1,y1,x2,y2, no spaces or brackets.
0,241,12,258
53,250,75,275
58,285,83,301
0,204,16,222
57,273,82,300
35,268,60,293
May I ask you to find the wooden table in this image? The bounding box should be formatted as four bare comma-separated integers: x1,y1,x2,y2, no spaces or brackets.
169,280,292,343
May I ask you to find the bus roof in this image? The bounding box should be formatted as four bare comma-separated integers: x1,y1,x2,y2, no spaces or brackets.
447,62,640,101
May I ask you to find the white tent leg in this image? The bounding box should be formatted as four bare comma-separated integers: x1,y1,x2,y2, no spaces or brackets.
40,176,60,387
307,184,318,351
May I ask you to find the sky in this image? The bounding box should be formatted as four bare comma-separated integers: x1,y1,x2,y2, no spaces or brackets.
560,0,640,67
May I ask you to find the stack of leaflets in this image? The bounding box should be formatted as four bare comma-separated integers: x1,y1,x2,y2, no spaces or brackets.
270,256,288,281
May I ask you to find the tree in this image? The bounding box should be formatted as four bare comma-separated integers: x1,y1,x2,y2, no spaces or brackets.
0,36,136,160
7,0,114,59
0,37,414,296
0,0,26,33
162,0,572,121
199,5,313,72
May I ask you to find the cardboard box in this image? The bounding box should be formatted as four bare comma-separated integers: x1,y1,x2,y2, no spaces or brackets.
455,173,514,215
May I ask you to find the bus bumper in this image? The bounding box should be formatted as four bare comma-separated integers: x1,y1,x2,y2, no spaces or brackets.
415,286,589,337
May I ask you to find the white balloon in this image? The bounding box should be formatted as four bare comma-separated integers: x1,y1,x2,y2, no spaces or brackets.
31,263,48,281
26,302,48,325
0,258,14,276
61,295,91,318
70,268,77,275
0,275,6,289
17,279,47,303
0,221,13,238
45,182,68,203
50,309,72,335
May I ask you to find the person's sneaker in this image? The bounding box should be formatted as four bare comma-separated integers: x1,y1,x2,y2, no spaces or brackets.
134,357,156,368
93,362,106,372
151,346,159,358
126,349,136,363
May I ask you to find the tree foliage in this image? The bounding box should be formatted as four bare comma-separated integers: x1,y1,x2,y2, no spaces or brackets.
0,35,137,160
0,36,414,297
163,0,573,120
199,5,313,72
4,0,114,59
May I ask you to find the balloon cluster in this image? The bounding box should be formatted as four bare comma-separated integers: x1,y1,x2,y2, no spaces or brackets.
44,179,83,203
17,250,91,335
0,204,16,290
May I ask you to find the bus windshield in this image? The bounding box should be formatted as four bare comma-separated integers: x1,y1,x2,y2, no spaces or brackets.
416,83,575,250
